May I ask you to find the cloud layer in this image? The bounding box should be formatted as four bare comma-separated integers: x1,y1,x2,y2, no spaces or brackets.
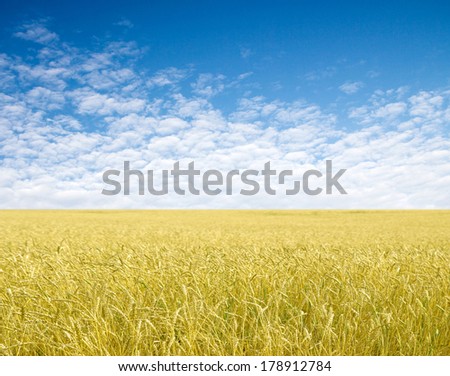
1,21,449,208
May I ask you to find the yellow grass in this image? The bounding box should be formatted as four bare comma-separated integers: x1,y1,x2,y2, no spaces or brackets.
0,210,449,355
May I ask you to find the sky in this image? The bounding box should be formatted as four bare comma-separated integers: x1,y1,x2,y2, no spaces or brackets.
0,1,449,208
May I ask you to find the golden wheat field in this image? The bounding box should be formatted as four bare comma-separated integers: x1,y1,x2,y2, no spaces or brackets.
0,210,449,356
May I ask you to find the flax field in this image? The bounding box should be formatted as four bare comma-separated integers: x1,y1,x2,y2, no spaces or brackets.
0,210,449,355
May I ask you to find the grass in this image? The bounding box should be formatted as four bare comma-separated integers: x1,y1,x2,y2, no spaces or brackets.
0,210,449,355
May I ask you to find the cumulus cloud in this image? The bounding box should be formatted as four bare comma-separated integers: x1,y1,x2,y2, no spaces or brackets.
305,67,336,81
25,87,65,110
0,22,449,209
339,81,364,94
114,18,134,29
147,67,188,88
191,73,226,97
158,117,190,135
14,21,59,44
70,89,146,115
240,47,252,59
373,102,407,118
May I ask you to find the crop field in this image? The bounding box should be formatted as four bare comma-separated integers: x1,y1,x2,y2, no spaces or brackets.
0,210,449,356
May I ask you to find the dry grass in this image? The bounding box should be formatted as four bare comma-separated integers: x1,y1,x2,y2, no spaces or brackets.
0,210,449,355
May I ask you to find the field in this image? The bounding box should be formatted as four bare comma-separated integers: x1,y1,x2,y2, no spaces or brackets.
0,210,449,356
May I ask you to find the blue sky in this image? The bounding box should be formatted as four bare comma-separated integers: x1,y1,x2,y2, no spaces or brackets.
3,1,450,108
0,1,449,208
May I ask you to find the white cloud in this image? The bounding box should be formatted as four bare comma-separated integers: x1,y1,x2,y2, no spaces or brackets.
14,21,59,45
240,47,252,59
14,64,70,90
339,81,364,94
81,68,136,90
409,91,443,117
158,117,190,135
373,102,407,118
105,41,143,57
0,23,449,209
191,73,226,97
25,87,65,110
114,18,134,29
51,115,83,131
367,70,380,78
237,72,253,80
71,89,146,115
147,67,188,88
305,67,336,81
